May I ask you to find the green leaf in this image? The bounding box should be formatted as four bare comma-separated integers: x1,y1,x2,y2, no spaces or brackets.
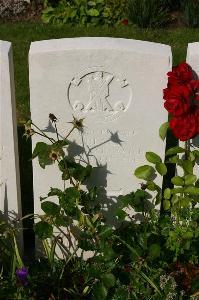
87,8,99,16
167,155,179,163
184,186,199,195
41,201,60,216
98,226,113,238
155,162,167,176
159,122,169,141
179,197,190,208
32,142,49,159
133,190,151,212
149,243,161,259
171,176,184,186
52,139,69,149
64,187,80,201
59,158,92,182
146,181,160,191
145,152,162,164
54,215,70,227
172,187,183,194
184,174,197,185
164,188,171,199
60,187,80,216
118,193,134,207
171,195,179,205
166,146,185,156
93,283,107,300
138,270,162,296
192,150,199,158
163,200,170,210
101,273,116,288
155,191,162,205
134,165,155,181
34,221,53,240
182,160,193,174
48,187,62,197
116,208,127,220
32,142,53,169
183,231,194,239
88,1,96,5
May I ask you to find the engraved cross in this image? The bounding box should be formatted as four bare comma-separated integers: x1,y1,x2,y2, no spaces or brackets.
86,72,114,112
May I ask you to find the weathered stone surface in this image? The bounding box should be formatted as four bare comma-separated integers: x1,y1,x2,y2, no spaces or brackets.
186,42,199,174
29,37,171,216
0,41,21,220
187,42,199,76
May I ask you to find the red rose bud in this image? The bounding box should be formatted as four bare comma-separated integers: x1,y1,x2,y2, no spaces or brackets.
167,62,193,87
170,110,199,141
121,19,128,26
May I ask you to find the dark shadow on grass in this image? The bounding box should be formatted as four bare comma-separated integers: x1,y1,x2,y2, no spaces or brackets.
18,126,35,259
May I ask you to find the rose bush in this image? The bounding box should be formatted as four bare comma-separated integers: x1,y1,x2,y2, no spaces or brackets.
163,62,199,141
1,62,199,299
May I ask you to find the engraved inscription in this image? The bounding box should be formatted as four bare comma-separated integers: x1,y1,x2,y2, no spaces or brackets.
67,67,132,122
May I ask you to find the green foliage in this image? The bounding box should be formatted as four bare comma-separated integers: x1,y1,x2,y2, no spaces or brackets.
42,0,127,25
182,0,199,28
2,114,199,299
164,0,182,11
128,0,169,28
146,151,162,164
134,165,155,180
34,221,53,239
159,122,169,141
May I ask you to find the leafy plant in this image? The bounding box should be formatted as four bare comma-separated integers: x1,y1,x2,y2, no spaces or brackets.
42,0,127,25
128,0,169,28
1,63,199,298
164,0,182,11
182,0,199,28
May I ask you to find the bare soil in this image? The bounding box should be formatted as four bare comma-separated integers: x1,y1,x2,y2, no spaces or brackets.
0,1,43,23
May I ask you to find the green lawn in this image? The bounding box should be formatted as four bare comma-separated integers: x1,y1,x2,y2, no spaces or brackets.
0,22,199,122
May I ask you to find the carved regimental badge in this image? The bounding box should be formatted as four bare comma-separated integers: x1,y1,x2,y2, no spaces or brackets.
67,67,132,122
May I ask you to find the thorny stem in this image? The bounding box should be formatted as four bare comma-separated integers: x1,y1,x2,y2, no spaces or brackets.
54,122,59,141
32,122,77,188
32,122,55,143
185,139,190,160
33,130,49,140
65,126,75,139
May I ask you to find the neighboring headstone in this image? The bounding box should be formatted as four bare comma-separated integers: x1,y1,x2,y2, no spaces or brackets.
29,37,171,217
0,41,22,221
187,42,199,76
186,42,199,173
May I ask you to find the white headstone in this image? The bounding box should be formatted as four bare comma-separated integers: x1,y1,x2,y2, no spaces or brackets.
186,42,199,174
0,41,22,221
29,38,171,216
187,42,199,76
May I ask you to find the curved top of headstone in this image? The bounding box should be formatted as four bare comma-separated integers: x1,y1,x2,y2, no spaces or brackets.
29,37,171,57
0,40,22,222
0,40,11,54
187,42,199,58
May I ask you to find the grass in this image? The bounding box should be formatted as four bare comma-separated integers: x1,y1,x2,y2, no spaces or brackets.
0,22,199,122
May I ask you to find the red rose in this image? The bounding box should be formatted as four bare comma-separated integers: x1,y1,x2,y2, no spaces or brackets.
164,85,191,116
167,62,193,87
188,80,199,103
170,110,199,141
121,19,128,26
